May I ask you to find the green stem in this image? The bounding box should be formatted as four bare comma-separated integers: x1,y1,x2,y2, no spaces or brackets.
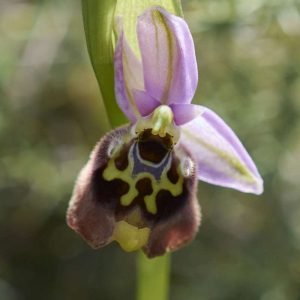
137,252,171,300
81,0,127,127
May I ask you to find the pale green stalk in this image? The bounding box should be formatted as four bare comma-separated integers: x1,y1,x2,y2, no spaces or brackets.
81,1,182,299
137,253,171,300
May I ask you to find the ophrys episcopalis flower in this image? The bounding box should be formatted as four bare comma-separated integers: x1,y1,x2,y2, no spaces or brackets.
67,7,263,258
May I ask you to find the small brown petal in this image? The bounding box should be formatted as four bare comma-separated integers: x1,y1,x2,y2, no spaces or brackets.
66,126,132,248
67,161,115,248
144,193,200,258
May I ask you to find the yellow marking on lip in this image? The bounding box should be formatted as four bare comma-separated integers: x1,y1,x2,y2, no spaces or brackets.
102,145,183,214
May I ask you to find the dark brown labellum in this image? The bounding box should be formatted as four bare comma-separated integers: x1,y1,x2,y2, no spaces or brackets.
67,125,201,257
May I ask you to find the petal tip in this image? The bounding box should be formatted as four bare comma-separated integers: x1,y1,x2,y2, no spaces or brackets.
235,173,264,195
251,176,264,195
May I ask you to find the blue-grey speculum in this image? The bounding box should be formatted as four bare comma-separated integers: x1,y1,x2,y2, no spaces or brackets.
132,129,173,180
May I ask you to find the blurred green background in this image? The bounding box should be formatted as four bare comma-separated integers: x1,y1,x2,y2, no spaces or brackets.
1,0,300,299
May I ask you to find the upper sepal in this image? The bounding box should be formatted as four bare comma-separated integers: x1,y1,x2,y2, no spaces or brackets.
114,23,143,122
114,7,198,122
137,7,198,105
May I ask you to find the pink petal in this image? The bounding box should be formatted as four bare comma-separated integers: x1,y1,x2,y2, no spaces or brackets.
114,28,143,122
137,7,198,106
180,106,264,194
171,103,204,125
132,89,160,116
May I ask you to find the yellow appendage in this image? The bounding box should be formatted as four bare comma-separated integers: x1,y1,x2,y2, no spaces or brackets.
112,221,150,252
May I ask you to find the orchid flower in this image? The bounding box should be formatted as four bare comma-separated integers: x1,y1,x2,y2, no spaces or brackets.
67,7,263,258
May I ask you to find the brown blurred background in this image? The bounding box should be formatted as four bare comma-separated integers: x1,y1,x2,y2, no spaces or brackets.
1,0,300,299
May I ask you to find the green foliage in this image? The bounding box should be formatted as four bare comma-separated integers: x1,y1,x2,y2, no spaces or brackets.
82,0,126,127
1,0,300,299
